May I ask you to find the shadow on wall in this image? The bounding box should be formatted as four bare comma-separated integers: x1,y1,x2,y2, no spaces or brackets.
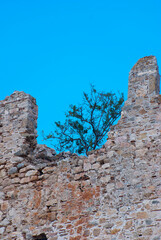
32,233,47,240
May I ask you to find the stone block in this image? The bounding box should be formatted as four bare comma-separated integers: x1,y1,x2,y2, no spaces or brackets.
8,167,18,175
0,227,5,234
0,169,7,178
25,170,37,177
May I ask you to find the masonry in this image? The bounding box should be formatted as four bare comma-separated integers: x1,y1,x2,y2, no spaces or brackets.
0,56,161,240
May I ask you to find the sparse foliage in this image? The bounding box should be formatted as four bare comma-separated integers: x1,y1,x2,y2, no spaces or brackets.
44,85,124,155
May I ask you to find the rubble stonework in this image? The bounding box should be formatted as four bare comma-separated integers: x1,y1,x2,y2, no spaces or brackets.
1,56,161,239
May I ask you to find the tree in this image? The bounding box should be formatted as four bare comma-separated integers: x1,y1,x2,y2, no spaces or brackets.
44,85,124,155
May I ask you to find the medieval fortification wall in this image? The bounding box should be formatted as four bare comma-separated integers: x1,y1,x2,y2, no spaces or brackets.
0,56,161,240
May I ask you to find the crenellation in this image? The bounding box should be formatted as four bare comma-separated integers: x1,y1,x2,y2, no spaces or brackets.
1,56,161,239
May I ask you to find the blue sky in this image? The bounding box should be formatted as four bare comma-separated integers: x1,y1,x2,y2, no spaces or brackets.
0,0,161,146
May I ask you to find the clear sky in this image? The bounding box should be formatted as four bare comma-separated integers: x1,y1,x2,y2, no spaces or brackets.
0,0,161,146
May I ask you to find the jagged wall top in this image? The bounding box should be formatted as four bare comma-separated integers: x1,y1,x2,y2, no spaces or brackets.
128,56,160,101
1,56,161,239
0,56,160,160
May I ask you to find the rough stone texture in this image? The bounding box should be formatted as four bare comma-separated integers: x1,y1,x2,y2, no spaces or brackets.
1,56,161,239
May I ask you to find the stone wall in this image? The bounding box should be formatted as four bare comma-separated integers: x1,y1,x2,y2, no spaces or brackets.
1,56,161,240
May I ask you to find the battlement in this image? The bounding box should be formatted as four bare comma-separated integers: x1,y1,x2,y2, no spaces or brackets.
1,56,161,239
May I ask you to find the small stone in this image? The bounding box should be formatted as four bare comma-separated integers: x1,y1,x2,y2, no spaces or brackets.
0,211,3,221
110,228,120,234
125,220,133,229
25,170,37,177
30,175,38,182
0,169,7,177
102,163,110,169
83,230,90,237
130,133,136,141
107,151,115,158
47,212,57,221
20,177,30,184
99,218,106,224
46,199,57,206
0,218,10,226
0,192,5,199
104,223,114,229
74,166,83,174
11,177,21,184
42,166,56,173
92,163,100,170
84,162,91,171
137,211,148,219
0,159,6,165
0,227,5,234
6,191,15,199
144,228,153,235
93,228,100,237
1,201,9,211
17,162,25,169
77,226,82,234
101,175,110,183
146,219,153,225
8,167,18,175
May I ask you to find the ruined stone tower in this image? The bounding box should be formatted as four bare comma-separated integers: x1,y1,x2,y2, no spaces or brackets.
1,56,161,239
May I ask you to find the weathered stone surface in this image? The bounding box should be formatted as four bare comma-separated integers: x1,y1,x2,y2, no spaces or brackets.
0,227,5,234
8,167,18,175
17,162,25,169
0,56,161,239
